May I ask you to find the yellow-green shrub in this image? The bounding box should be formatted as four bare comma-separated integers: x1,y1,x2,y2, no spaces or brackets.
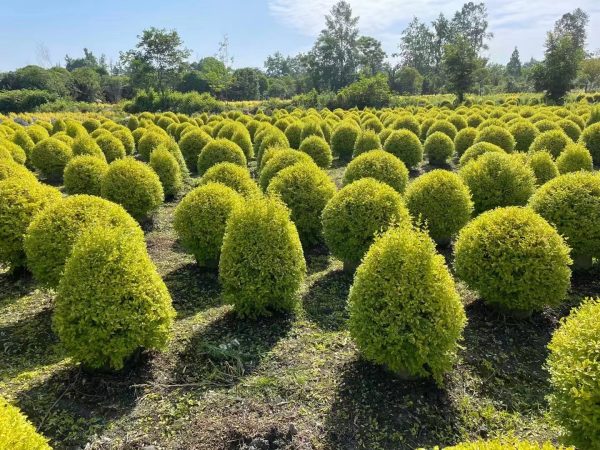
331,121,360,160
197,138,246,175
71,136,106,160
352,130,382,157
0,397,51,450
149,145,183,198
579,122,600,163
259,149,314,191
63,155,108,196
509,119,540,152
454,127,478,156
199,162,260,198
459,142,505,166
445,439,570,449
383,129,423,169
474,125,516,152
30,137,73,181
529,130,573,158
0,159,37,183
424,131,455,165
138,130,169,161
95,134,126,163
342,149,408,193
299,135,332,168
556,143,593,174
178,129,213,172
528,151,559,185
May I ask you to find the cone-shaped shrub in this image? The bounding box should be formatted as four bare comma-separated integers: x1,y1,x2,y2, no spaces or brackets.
63,155,109,196
25,195,143,288
149,145,183,198
406,170,473,245
53,226,175,370
459,152,535,215
200,162,260,198
528,151,559,185
348,226,466,383
556,143,593,174
459,142,505,166
529,130,572,158
267,162,336,247
0,397,51,450
383,129,423,169
579,122,600,164
331,121,360,160
455,207,571,315
299,135,332,168
219,196,306,318
322,178,410,270
454,127,478,156
424,131,455,165
0,179,60,271
179,129,213,172
100,158,164,221
474,125,516,152
547,298,600,448
343,150,409,193
529,172,600,270
197,138,246,176
174,183,244,267
30,137,72,181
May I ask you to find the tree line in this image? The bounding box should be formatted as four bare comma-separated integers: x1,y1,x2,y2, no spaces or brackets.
0,1,599,106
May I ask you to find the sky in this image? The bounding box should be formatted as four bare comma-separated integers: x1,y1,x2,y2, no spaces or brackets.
0,0,598,73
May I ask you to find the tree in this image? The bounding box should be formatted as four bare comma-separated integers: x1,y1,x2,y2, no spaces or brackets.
554,8,589,51
71,67,102,102
65,48,108,75
309,1,359,91
507,47,522,78
450,2,493,53
390,66,423,95
227,68,268,101
356,36,386,76
442,36,480,103
580,58,600,91
191,57,231,97
397,18,435,78
120,28,190,93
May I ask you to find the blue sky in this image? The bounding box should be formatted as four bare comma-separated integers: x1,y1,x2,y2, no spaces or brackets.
0,0,599,72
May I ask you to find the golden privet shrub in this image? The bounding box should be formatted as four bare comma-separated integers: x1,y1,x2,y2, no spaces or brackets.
342,149,409,193
30,137,73,181
63,155,108,196
0,397,51,450
199,162,260,198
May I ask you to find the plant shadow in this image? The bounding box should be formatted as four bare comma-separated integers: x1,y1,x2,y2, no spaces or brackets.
304,244,331,275
302,269,352,331
163,263,222,318
324,357,462,449
0,269,38,307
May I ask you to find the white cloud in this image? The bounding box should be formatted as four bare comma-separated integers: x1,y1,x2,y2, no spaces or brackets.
268,0,600,63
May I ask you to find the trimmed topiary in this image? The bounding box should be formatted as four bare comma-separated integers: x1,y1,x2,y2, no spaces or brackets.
267,161,337,247
322,178,411,270
259,149,314,191
54,225,175,370
454,206,571,315
197,138,246,176
459,152,536,215
219,196,306,318
200,162,260,198
138,130,169,161
25,195,143,288
72,136,106,160
558,119,582,142
101,158,164,222
149,145,183,198
459,142,505,166
424,131,455,165
426,119,458,140
579,122,600,164
556,143,593,174
454,127,478,156
529,172,600,270
348,225,466,383
331,121,360,160
95,134,126,163
284,122,303,149
383,129,423,169
113,129,136,155
343,149,409,193
444,439,568,449
510,119,540,152
0,397,51,450
405,170,473,245
0,159,37,183
352,130,382,158
299,135,332,168
30,137,73,181
178,129,213,172
0,178,60,271
63,155,108,196
174,183,244,267
11,129,34,162
529,130,573,158
547,297,600,449
528,151,559,185
474,125,516,152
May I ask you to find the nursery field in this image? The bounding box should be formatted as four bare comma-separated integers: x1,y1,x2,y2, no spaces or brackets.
1,98,600,450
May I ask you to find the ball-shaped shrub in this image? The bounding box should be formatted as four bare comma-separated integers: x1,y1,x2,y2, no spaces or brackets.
284,122,303,149
528,151,559,185
63,155,108,196
199,162,259,198
474,125,516,152
405,170,473,245
547,297,600,448
0,179,60,270
299,135,332,168
509,120,540,152
219,196,306,318
529,130,573,158
71,136,106,160
459,152,536,215
149,145,183,198
197,138,246,176
267,162,337,247
529,172,600,269
424,131,455,165
138,130,169,161
556,143,593,174
259,149,314,191
54,225,175,370
383,129,423,169
101,158,164,222
0,397,51,450
11,130,34,162
25,195,143,288
426,119,458,140
343,149,409,193
112,129,136,155
459,142,505,166
95,134,126,163
331,122,360,160
322,178,411,270
30,137,73,181
454,127,478,156
352,130,382,158
579,122,600,164
0,159,37,183
558,119,582,142
174,183,244,267
348,225,466,383
0,146,13,162
455,207,571,314
178,129,213,172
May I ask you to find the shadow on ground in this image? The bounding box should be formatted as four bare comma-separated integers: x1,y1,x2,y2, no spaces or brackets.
302,269,352,331
163,263,221,318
